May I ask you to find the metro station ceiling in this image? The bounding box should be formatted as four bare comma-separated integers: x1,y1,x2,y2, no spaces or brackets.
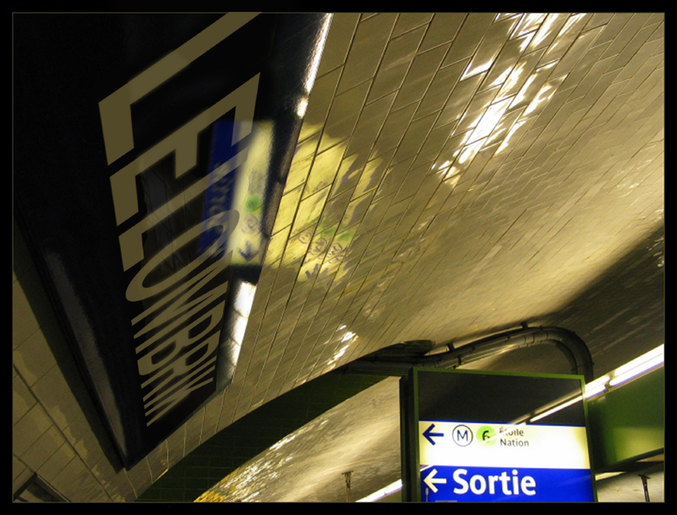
193,12,665,502
225,11,664,419
13,12,663,503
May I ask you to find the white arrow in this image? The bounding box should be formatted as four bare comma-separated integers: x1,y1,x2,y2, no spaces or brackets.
423,468,447,493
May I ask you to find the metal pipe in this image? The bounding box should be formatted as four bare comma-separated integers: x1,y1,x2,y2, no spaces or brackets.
343,471,352,502
639,474,651,502
341,326,594,382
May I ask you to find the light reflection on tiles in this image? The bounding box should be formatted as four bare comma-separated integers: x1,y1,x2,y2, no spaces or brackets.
101,12,666,501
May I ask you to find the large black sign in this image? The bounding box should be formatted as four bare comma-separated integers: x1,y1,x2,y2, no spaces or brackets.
14,12,331,468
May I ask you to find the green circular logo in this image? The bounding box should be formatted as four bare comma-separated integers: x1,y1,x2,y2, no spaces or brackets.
244,195,262,214
478,426,497,446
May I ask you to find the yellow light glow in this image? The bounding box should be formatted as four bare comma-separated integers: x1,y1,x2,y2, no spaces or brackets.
519,32,535,52
357,479,402,502
462,58,495,80
233,281,257,316
584,375,610,399
530,395,583,422
303,15,332,94
609,345,664,386
491,67,514,88
296,97,308,118
513,13,546,39
445,166,460,180
341,331,356,343
458,139,485,164
470,97,512,142
530,13,561,48
496,119,527,154
232,313,248,344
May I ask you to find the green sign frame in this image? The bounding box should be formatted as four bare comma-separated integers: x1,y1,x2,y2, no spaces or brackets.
400,367,597,502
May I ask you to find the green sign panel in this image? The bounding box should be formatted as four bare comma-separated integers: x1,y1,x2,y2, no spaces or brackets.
400,368,596,502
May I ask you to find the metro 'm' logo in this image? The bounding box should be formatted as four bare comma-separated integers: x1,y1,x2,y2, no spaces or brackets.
452,424,473,446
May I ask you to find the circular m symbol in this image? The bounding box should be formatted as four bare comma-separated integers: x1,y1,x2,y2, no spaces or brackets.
452,424,473,446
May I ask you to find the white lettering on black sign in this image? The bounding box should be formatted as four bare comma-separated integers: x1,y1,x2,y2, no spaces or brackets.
99,13,260,426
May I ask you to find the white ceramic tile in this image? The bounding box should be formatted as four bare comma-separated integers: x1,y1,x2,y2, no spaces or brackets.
337,13,398,94
20,424,66,472
36,440,77,484
299,67,342,142
13,403,53,457
13,457,33,493
392,44,450,111
392,12,433,38
367,26,427,103
13,372,36,424
420,13,468,53
316,13,360,76
347,91,396,155
319,80,371,152
32,364,83,430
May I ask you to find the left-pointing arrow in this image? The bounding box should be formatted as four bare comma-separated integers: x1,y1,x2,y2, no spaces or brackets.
423,423,444,445
423,468,447,494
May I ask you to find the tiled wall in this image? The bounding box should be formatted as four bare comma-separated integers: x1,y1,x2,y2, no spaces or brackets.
226,12,664,415
13,13,664,502
13,226,137,501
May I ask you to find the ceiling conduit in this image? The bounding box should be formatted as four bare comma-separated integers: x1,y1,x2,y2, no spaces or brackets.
341,326,594,383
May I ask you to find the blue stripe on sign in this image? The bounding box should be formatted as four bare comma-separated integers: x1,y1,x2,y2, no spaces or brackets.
200,120,239,256
421,465,594,502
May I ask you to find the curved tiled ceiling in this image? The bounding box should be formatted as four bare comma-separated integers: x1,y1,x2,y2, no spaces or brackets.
171,12,666,502
152,11,665,502
226,11,663,418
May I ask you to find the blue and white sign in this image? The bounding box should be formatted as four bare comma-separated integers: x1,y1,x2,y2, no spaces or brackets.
400,368,596,502
418,420,595,502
